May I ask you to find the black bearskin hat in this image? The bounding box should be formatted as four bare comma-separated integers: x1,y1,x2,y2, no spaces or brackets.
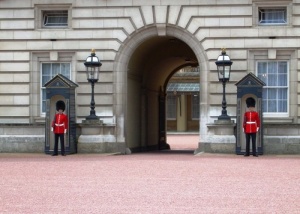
56,100,65,111
246,97,256,108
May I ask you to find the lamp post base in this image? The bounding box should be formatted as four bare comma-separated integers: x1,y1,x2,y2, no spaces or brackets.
218,114,231,120
85,114,100,121
82,117,103,126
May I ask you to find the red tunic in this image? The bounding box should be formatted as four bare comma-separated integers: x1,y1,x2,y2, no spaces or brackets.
243,111,260,133
52,113,68,134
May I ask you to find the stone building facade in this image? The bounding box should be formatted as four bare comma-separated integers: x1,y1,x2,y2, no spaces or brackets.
0,0,299,154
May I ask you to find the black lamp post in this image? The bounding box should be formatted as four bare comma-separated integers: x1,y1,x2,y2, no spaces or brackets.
215,48,233,120
84,49,102,120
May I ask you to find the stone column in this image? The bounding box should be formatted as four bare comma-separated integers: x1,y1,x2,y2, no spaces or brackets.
177,95,187,132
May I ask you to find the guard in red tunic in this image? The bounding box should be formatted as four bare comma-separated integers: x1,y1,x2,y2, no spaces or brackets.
243,97,260,157
51,100,68,156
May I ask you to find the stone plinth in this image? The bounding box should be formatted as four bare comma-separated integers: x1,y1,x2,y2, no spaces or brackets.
195,120,236,154
78,121,126,154
209,119,235,135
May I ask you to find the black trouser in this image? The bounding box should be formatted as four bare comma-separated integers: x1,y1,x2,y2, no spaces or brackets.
54,133,65,155
245,133,256,155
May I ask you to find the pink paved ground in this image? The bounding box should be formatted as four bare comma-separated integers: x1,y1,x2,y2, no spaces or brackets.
0,135,299,214
167,134,198,150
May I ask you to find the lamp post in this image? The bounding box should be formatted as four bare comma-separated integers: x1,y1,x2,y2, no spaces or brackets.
84,49,102,120
215,48,232,120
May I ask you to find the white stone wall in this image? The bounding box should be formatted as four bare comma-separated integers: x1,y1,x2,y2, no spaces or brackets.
1,0,300,153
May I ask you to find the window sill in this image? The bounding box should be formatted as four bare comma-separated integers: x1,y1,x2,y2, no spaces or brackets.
34,117,46,124
263,117,294,124
38,27,71,30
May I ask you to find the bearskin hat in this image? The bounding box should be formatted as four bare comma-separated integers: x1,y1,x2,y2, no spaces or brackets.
56,100,65,111
246,97,256,108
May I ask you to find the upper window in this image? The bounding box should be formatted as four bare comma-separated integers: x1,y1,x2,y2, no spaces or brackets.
43,10,68,27
258,7,287,25
41,63,71,114
35,4,71,29
257,61,288,116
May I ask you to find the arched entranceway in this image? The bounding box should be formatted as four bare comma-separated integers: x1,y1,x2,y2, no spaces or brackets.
114,25,209,153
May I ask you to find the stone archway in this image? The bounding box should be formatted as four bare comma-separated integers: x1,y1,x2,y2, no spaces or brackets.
113,25,209,152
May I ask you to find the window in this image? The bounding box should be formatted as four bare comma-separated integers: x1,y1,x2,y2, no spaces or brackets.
35,5,71,29
259,8,287,24
41,63,71,114
257,61,288,115
167,95,177,120
43,10,68,27
191,95,199,119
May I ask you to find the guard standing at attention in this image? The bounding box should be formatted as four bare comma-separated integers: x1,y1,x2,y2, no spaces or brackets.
51,100,68,156
243,97,260,157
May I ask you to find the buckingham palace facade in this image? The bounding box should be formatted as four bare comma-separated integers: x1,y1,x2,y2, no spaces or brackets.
0,0,300,154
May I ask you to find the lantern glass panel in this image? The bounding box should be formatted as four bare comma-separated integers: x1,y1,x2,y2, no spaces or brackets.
217,66,223,80
217,65,231,81
86,67,99,81
224,65,230,79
